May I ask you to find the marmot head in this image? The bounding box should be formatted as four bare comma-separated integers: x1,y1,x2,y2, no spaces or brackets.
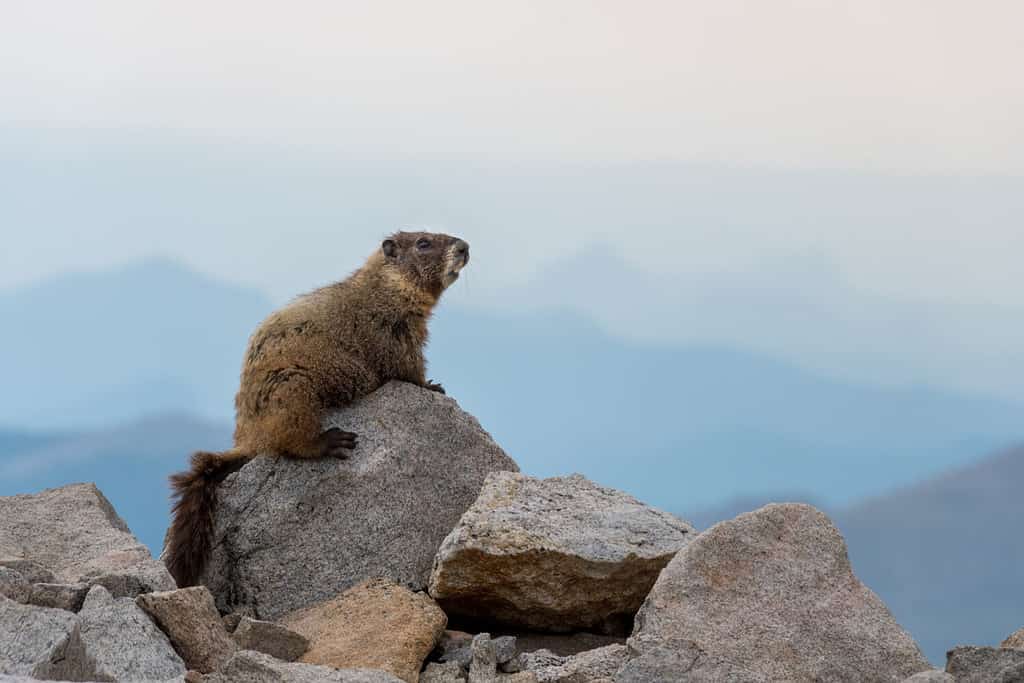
381,231,470,298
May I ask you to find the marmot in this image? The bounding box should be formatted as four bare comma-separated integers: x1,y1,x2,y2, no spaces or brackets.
165,231,469,587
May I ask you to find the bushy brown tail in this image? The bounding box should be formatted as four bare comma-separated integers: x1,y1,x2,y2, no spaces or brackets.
165,449,251,588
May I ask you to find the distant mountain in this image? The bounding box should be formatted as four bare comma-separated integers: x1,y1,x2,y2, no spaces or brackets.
679,445,1024,666
0,258,271,429
1,260,1022,515
0,414,231,552
839,444,1024,665
428,306,1023,512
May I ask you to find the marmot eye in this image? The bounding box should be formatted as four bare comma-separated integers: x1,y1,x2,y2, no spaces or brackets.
416,239,431,250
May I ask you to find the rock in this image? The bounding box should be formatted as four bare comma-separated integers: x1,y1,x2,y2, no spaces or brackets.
0,568,28,604
0,483,175,597
469,633,498,683
945,646,1024,682
437,630,476,669
205,650,405,683
0,559,55,584
1002,627,1024,649
282,577,447,683
429,472,693,634
45,584,185,682
422,661,467,683
526,644,626,683
0,594,76,677
136,586,238,673
512,633,624,658
618,503,931,682
493,636,518,666
223,612,244,633
233,616,309,662
198,382,517,619
28,582,89,611
904,670,954,682
511,650,566,674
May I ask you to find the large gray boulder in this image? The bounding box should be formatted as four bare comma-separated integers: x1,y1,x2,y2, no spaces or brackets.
945,646,1024,682
46,585,186,682
0,483,175,598
617,503,931,682
205,650,406,683
0,594,76,677
197,381,518,619
429,472,694,634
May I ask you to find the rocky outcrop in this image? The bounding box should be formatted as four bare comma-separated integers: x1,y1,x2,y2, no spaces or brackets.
233,616,310,662
204,650,405,683
281,578,447,683
945,646,1024,682
136,586,238,672
617,503,931,682
428,472,693,634
198,382,518,619
0,483,175,598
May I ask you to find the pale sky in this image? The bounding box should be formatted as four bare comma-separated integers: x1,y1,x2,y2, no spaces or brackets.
2,1,1023,401
3,1,1023,172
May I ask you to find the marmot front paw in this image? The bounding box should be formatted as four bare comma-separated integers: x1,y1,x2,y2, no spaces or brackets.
320,427,357,458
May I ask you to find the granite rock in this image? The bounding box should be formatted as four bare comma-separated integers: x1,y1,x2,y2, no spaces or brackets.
136,586,238,672
0,483,175,598
205,650,405,683
1002,627,1024,649
945,646,1024,683
46,585,185,682
233,616,309,662
198,382,517,619
0,594,76,677
617,503,931,682
282,578,447,683
429,472,693,634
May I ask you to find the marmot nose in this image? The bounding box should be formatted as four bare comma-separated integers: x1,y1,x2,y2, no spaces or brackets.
454,240,469,261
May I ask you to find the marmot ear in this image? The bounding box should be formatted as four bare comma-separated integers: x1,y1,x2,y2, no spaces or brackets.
382,239,398,258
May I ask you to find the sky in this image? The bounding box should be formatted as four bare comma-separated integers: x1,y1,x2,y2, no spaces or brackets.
2,1,1023,401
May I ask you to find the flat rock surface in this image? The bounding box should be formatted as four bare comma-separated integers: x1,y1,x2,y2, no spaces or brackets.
617,503,931,682
47,585,185,682
0,483,174,597
199,382,518,619
429,472,693,634
0,594,76,677
945,646,1024,682
137,586,238,673
282,578,446,683
205,650,406,683
233,616,309,662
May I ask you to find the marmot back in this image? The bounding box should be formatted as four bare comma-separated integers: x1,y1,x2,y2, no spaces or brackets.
165,231,469,587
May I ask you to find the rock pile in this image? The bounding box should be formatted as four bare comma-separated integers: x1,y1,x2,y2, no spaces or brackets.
0,382,1011,682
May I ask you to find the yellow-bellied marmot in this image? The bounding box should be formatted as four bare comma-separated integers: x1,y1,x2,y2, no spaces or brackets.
165,231,469,587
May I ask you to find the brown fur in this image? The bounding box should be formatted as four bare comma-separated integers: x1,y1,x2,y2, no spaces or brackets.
165,231,469,587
